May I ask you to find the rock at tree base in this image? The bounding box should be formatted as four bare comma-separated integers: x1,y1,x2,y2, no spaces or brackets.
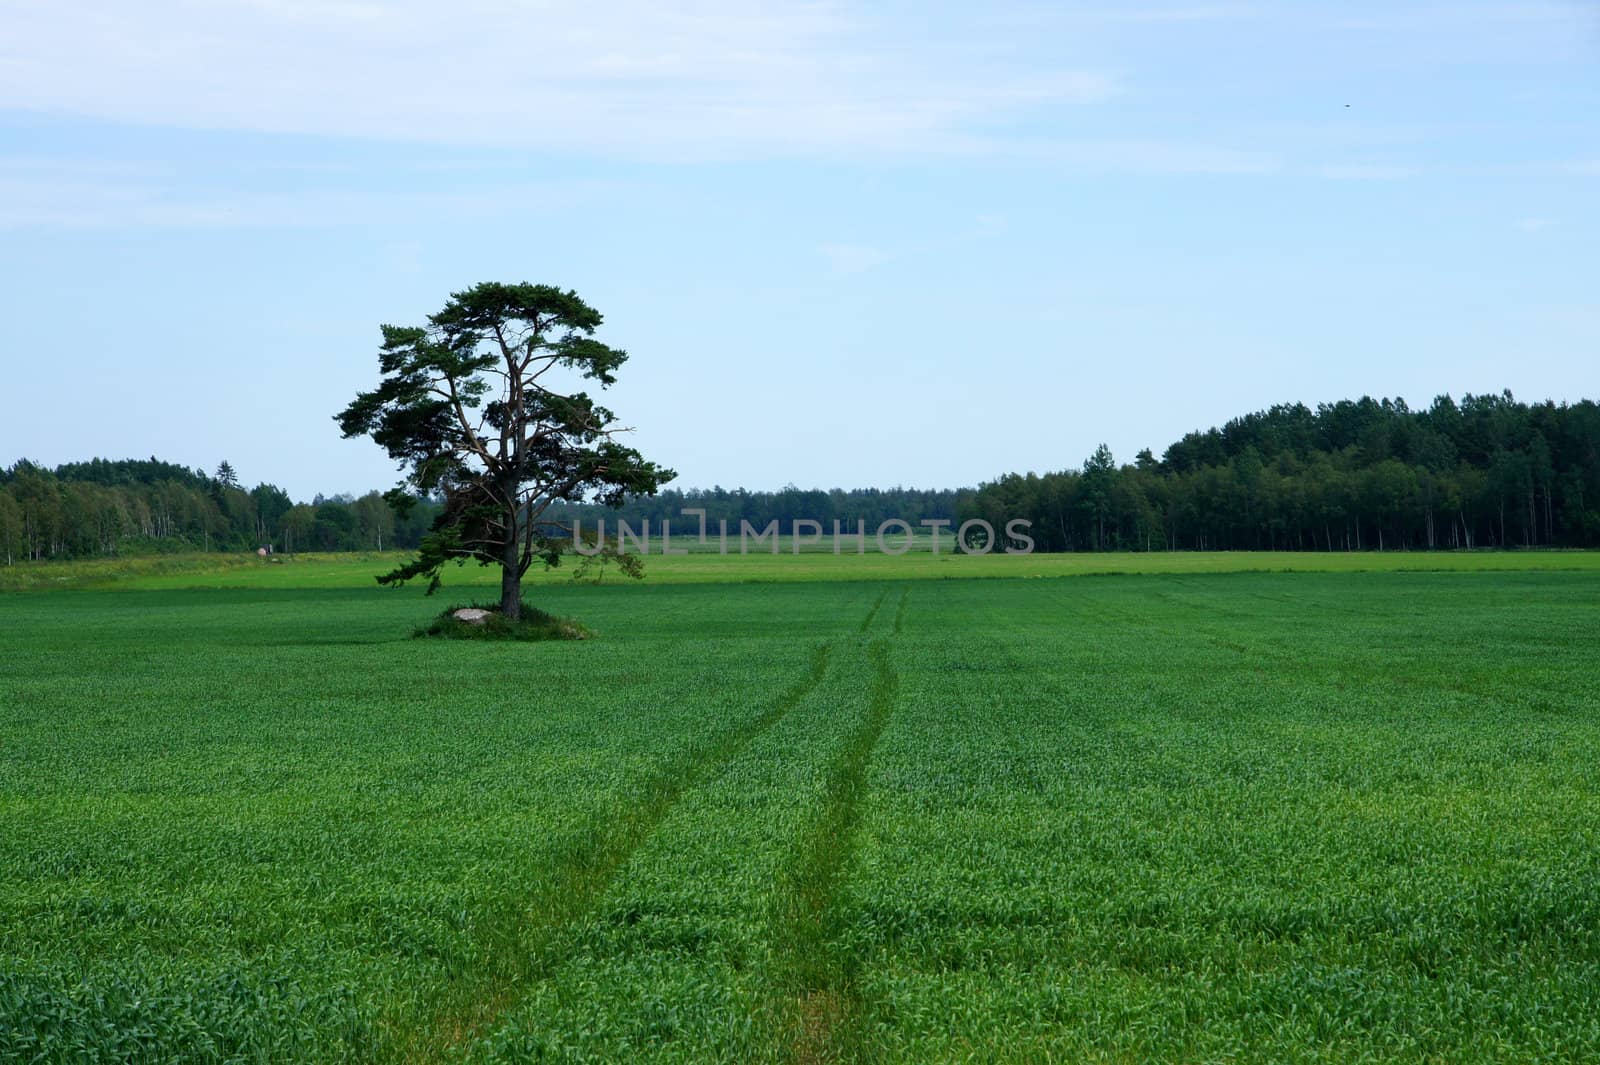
452,608,493,624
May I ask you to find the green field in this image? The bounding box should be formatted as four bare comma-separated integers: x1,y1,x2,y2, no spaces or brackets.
7,544,1600,593
4,555,1600,1062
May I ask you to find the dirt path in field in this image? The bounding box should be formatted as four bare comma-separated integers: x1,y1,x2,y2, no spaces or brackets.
771,586,906,1063
398,640,838,1062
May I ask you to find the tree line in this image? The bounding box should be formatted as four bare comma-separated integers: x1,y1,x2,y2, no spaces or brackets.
0,458,440,564
7,391,1598,564
0,458,967,564
961,392,1600,552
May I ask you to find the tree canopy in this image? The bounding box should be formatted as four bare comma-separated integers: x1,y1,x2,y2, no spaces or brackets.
336,282,673,616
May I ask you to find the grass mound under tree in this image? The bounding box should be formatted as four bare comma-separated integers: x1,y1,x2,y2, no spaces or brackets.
413,601,592,641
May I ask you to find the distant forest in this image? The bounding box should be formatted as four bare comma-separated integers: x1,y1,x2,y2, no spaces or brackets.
964,392,1600,552
3,391,1596,563
0,458,432,563
0,457,966,564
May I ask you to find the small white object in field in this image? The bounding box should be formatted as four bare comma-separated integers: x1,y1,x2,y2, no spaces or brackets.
452,608,493,624
256,547,268,557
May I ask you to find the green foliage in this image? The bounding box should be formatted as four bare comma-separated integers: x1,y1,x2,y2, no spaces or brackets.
413,601,591,641
0,968,370,1063
968,392,1600,551
0,458,439,562
568,529,646,584
335,282,673,612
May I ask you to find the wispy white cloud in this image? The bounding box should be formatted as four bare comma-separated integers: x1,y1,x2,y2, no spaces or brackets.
0,163,624,227
1316,163,1422,180
2,0,1588,215
0,156,176,179
1018,4,1260,24
1017,140,1282,175
1487,160,1600,179
0,1,1115,160
1329,2,1592,30
818,243,888,274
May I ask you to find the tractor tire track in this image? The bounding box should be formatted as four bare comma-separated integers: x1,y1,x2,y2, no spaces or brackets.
858,588,889,633
398,641,835,1062
768,636,899,1065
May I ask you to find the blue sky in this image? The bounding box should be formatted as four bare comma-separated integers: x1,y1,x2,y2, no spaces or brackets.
2,1,1596,500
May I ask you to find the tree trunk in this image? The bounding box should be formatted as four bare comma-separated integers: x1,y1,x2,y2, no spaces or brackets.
501,530,522,619
500,565,522,619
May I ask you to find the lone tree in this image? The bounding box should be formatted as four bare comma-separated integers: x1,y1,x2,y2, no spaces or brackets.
336,282,673,619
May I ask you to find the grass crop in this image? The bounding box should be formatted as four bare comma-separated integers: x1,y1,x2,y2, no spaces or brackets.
8,545,1600,594
2,560,1599,1061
